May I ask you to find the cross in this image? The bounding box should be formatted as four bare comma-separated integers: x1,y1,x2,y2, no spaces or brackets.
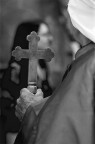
12,31,54,92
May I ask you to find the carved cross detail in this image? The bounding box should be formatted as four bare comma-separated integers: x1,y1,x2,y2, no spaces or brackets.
12,31,54,88
12,32,54,62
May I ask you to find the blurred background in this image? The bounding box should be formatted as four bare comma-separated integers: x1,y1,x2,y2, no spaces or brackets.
0,0,84,144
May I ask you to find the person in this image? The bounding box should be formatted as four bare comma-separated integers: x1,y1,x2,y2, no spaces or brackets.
1,22,42,144
14,0,95,144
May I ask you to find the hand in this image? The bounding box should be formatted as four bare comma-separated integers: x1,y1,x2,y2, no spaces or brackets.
15,86,43,121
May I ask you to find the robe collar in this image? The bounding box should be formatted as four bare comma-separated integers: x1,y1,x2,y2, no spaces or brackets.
75,42,95,59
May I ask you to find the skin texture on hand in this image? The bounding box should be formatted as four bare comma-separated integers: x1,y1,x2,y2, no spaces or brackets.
15,86,43,121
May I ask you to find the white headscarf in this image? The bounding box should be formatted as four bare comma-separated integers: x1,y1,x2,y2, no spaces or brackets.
68,0,95,42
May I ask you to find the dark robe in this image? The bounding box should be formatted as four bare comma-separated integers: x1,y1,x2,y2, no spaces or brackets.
14,43,95,144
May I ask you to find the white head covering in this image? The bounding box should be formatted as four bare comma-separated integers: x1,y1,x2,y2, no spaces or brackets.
68,0,95,42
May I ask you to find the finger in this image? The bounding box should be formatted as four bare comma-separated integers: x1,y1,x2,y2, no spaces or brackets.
16,98,27,110
36,89,43,98
16,98,24,108
15,110,22,121
15,105,23,120
20,88,30,95
15,105,23,115
32,89,43,102
15,105,26,118
16,97,33,114
17,98,25,108
16,98,21,104
20,89,34,101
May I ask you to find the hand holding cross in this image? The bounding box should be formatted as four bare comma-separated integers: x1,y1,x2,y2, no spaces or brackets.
12,31,54,93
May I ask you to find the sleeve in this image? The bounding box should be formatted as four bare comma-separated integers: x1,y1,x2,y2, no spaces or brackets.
14,105,37,144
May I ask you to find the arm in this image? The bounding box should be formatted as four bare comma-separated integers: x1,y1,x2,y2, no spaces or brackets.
14,87,50,144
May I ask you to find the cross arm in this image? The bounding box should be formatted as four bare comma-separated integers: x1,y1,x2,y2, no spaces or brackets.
37,48,54,62
12,46,30,61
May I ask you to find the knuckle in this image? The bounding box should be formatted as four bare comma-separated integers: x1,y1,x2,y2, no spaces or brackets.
20,88,29,95
20,92,31,100
36,89,43,97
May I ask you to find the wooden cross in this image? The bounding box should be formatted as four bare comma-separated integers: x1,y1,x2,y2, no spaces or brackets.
12,31,54,92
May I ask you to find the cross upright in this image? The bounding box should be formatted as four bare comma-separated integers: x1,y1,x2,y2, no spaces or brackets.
12,31,54,90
